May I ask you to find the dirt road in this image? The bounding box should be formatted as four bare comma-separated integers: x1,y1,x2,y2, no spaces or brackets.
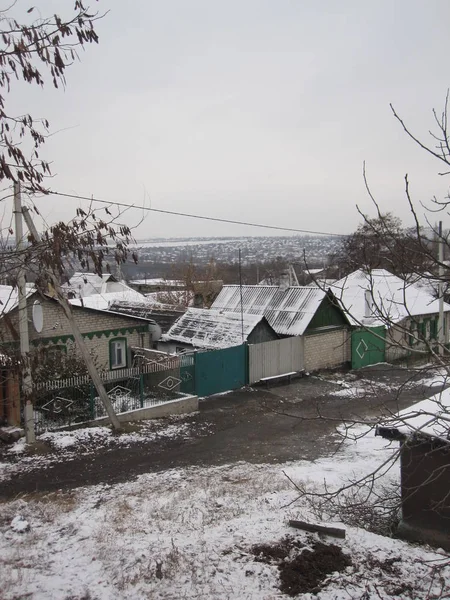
0,364,442,498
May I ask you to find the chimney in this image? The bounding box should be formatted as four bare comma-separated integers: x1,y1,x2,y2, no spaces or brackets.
279,270,290,292
364,289,373,318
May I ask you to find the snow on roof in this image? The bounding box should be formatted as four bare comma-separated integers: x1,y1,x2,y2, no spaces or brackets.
69,288,149,311
63,272,127,298
165,308,266,349
109,300,185,333
380,381,450,442
330,269,450,327
211,285,327,336
0,284,36,316
130,278,185,287
305,268,325,275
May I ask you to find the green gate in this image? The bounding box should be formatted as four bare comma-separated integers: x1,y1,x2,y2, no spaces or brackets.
351,326,386,369
180,353,196,394
195,344,248,397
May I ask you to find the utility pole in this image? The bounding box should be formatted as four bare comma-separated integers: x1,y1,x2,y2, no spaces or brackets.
239,248,244,343
13,182,35,443
438,221,445,355
22,207,121,430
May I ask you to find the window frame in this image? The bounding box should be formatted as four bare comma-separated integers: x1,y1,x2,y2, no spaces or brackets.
109,337,128,370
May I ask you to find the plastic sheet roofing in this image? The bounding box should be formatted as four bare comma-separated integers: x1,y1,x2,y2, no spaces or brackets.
211,285,327,336
330,269,450,327
166,308,266,349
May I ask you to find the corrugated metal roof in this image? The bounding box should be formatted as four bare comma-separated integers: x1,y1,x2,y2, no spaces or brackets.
211,285,326,336
330,269,450,326
166,308,265,349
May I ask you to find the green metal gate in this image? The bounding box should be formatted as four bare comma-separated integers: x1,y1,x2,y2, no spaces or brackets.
180,353,196,394
351,326,386,369
195,344,248,397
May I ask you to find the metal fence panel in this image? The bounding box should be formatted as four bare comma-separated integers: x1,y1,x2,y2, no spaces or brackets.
180,353,196,395
195,344,248,397
248,337,304,384
351,327,386,369
33,357,183,433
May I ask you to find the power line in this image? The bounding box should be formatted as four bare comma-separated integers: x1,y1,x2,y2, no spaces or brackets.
47,190,345,237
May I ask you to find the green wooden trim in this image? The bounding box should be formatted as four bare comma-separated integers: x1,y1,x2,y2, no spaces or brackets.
109,337,128,370
30,324,147,347
306,296,348,332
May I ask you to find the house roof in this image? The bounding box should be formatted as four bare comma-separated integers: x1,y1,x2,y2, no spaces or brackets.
165,307,268,349
109,300,185,334
0,284,36,316
330,269,450,327
211,285,328,336
377,384,450,444
62,272,140,299
69,288,149,311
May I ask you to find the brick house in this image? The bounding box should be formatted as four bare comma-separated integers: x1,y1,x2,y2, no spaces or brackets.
0,287,158,424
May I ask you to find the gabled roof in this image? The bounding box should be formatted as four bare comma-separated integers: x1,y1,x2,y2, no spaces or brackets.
211,285,328,336
165,308,268,350
330,269,450,327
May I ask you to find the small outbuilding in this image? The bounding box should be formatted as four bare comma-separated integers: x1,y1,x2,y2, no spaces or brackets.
159,307,278,353
377,388,450,549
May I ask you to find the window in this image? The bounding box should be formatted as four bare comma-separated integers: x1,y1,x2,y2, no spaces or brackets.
110,338,127,369
430,318,438,340
409,321,418,346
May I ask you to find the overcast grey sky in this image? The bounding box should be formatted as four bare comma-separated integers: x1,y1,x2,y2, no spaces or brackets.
8,0,450,239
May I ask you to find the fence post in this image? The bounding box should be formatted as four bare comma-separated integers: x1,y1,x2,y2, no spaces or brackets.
89,383,95,420
139,374,144,408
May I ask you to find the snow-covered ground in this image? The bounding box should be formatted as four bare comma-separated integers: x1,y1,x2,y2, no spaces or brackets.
1,406,449,599
0,417,209,483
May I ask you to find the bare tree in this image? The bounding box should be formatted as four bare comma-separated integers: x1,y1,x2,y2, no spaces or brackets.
0,3,142,433
285,93,450,565
0,1,102,192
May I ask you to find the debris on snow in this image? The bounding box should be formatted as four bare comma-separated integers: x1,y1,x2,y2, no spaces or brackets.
10,515,30,533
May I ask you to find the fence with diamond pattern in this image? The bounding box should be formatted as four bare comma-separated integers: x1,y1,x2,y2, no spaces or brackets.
34,357,183,433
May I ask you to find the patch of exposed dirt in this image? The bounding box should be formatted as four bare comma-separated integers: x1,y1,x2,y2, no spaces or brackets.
252,535,304,563
251,537,351,596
